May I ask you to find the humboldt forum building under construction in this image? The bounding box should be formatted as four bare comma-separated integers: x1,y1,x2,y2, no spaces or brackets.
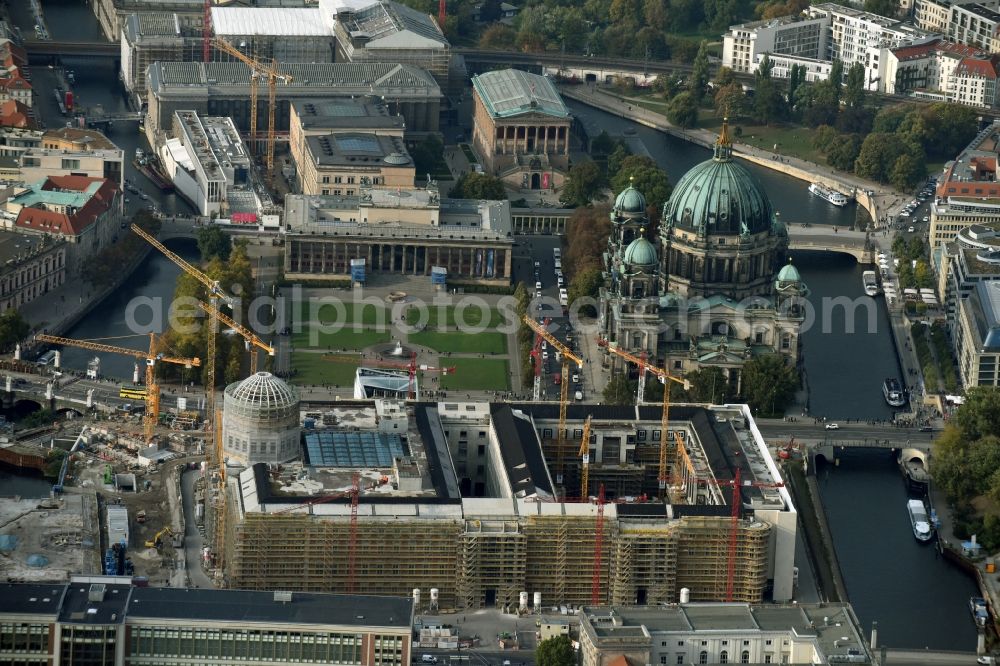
216,373,796,611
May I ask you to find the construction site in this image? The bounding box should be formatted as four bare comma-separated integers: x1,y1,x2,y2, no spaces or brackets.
217,395,796,611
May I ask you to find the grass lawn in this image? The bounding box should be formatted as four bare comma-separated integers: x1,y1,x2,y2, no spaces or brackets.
289,353,359,386
694,112,826,164
409,330,507,354
292,328,391,351
295,301,388,327
439,357,510,391
405,305,506,329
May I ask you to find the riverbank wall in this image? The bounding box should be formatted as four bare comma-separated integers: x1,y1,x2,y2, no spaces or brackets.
784,462,850,603
559,86,882,226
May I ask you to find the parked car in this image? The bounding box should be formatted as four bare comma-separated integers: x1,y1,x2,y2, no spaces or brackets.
825,423,840,430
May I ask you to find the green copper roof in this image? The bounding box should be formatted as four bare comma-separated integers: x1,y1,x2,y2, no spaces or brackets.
623,235,657,267
663,156,774,236
776,259,801,283
472,69,570,119
614,182,646,214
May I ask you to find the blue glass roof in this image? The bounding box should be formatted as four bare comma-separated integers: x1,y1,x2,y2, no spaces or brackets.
304,431,406,467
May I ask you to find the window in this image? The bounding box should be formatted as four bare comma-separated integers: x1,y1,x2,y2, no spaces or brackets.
322,176,330,183
698,651,708,664
660,657,667,664
61,158,80,169
764,657,772,664
720,651,728,664
765,640,772,646
741,651,750,664
676,656,684,665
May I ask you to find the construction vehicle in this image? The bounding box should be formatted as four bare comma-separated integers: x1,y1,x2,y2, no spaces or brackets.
131,222,238,575
145,526,172,549
212,37,292,176
136,510,146,524
325,353,455,400
199,301,274,374
35,333,200,443
522,316,583,487
597,338,689,499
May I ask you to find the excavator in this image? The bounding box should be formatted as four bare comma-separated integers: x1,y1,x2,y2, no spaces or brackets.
145,526,172,549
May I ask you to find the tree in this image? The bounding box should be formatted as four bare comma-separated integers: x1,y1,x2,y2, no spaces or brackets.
812,125,839,154
479,23,516,49
864,0,898,17
666,91,699,129
560,161,606,207
568,267,605,316
449,172,507,200
843,62,866,109
890,152,925,191
932,387,1000,505
828,59,844,107
752,55,783,125
652,72,685,98
564,205,612,275
954,387,1000,441
741,354,798,415
610,155,672,215
537,635,575,666
603,372,637,405
196,225,232,262
680,367,729,403
479,0,502,22
0,307,30,352
690,40,711,103
786,63,806,117
824,134,862,172
410,135,445,176
714,83,746,119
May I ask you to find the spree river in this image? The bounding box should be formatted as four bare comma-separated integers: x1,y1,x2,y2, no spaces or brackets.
27,1,978,645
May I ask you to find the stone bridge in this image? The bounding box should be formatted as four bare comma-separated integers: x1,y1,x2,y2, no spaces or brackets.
785,225,875,263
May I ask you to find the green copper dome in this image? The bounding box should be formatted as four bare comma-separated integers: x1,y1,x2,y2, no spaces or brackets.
663,124,774,236
623,235,657,267
614,179,646,215
776,259,801,283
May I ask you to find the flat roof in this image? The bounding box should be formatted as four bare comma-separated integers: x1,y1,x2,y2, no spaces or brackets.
126,588,412,627
211,7,330,36
338,0,447,48
58,583,131,624
293,100,405,130
305,133,410,167
0,231,62,266
472,69,570,119
0,583,65,617
491,404,553,497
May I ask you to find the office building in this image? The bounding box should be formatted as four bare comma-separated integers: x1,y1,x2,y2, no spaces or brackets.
471,69,571,190
938,223,1000,335
579,603,873,666
956,279,1000,386
0,578,413,666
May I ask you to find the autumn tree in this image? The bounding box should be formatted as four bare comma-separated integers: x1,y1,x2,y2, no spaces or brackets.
563,205,612,276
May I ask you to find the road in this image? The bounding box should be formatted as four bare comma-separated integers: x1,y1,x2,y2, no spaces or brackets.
756,419,937,444
180,467,214,588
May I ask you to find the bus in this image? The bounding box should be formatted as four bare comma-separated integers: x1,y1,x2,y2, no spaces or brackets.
119,385,149,401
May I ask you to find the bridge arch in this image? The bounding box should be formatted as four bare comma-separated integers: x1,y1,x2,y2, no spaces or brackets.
899,447,929,468
12,399,44,416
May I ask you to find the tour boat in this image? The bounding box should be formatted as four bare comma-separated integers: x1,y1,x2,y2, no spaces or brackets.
883,378,906,407
863,271,880,297
808,182,852,207
908,499,933,542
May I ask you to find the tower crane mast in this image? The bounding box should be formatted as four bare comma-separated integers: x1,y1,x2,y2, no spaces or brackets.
198,301,274,374
35,333,200,443
597,338,689,498
523,316,582,488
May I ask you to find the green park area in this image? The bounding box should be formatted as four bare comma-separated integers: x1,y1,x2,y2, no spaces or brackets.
289,353,359,386
439,357,510,392
408,330,507,354
292,301,392,351
405,305,506,329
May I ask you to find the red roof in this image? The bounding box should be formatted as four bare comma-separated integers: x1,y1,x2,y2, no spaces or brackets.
14,176,118,236
956,56,1000,79
0,99,34,128
892,39,985,62
0,40,27,68
0,75,31,92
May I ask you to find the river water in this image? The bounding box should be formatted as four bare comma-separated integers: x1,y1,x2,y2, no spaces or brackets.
28,4,977,646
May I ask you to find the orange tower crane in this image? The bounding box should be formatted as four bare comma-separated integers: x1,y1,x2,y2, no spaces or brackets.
597,338,690,498
198,301,274,374
529,320,547,402
523,316,583,487
35,333,200,443
212,37,292,175
131,222,238,572
268,472,362,593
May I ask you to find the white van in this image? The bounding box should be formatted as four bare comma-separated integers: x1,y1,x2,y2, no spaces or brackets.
421,656,438,664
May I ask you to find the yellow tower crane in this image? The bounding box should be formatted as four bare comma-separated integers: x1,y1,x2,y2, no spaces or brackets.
198,301,274,374
577,415,593,498
130,222,238,575
211,37,292,176
523,316,583,489
597,339,690,499
35,333,200,443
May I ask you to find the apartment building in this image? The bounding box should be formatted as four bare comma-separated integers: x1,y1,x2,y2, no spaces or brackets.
882,39,1000,107
19,148,124,189
955,279,1000,386
722,14,829,73
937,224,1000,337
0,231,65,312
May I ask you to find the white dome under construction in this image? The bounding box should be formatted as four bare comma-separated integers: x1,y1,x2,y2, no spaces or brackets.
223,372,300,467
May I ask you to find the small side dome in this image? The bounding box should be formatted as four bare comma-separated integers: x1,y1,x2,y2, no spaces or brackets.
624,234,657,267
614,177,647,215
776,258,801,283
383,152,411,165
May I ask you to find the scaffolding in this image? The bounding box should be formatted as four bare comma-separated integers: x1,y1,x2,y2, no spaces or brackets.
457,520,526,609
671,516,771,603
